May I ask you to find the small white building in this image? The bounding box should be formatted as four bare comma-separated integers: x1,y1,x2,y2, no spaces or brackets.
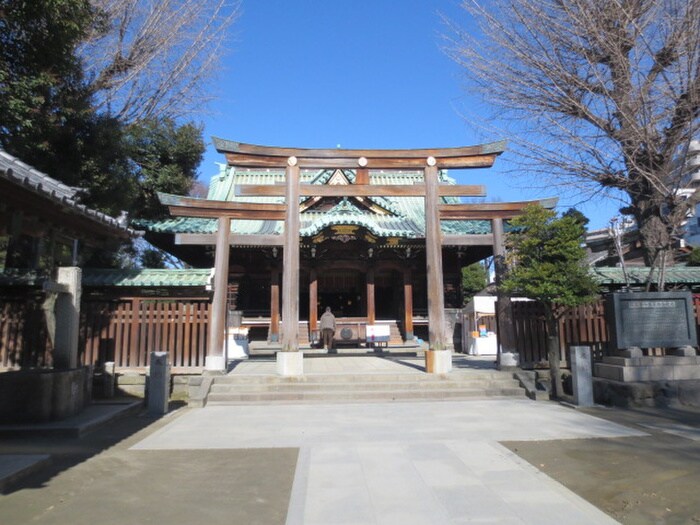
462,296,498,356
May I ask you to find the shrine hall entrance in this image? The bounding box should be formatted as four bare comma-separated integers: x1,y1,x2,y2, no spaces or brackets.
317,269,364,318
300,267,406,321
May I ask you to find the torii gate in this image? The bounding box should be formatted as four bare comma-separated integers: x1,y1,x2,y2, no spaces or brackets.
160,139,556,375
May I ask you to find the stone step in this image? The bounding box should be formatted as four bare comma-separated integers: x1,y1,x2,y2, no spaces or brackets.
206,387,526,404
209,378,521,393
214,371,512,384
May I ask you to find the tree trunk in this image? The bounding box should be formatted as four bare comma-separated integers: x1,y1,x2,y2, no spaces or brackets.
544,309,563,399
629,184,679,281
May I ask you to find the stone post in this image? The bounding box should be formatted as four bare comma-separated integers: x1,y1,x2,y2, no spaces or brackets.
54,267,82,370
148,352,170,416
571,345,594,407
103,361,116,398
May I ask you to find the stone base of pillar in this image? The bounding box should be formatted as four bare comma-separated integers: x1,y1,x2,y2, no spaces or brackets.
205,355,226,372
617,346,643,358
498,352,520,370
425,349,452,374
276,351,303,376
671,346,697,357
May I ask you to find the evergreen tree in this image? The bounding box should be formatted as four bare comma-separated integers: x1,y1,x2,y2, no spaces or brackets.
501,205,598,398
0,0,96,170
126,118,205,219
461,262,488,305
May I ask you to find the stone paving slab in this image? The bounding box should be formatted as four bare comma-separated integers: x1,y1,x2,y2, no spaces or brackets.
0,400,143,438
133,399,644,524
0,454,51,493
639,421,700,441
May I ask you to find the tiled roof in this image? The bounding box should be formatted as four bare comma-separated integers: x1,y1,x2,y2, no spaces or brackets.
82,269,212,287
0,149,136,238
143,167,492,238
0,269,44,286
591,266,700,285
0,268,213,287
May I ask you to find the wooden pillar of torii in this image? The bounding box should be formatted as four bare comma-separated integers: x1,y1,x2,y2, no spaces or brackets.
163,138,556,375
158,193,286,372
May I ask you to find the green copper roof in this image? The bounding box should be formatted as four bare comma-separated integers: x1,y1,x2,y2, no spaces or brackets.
141,167,492,238
591,266,700,285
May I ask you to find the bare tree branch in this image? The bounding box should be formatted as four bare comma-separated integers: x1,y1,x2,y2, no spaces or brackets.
81,0,240,123
446,0,700,272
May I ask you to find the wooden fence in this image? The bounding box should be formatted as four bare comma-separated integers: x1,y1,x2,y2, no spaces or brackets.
6,290,698,371
0,290,52,369
1,291,211,371
512,295,700,367
81,297,211,370
510,299,609,368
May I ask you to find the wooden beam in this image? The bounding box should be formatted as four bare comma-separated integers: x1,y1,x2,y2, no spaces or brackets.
160,192,286,219
438,198,558,220
175,233,284,246
225,152,499,170
441,234,494,246
213,137,507,159
168,206,285,220
235,184,487,198
439,209,523,220
176,232,495,247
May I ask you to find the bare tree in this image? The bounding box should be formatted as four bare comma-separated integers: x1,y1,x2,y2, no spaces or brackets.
448,0,700,277
81,0,240,123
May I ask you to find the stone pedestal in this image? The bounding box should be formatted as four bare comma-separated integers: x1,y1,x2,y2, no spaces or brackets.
594,355,700,382
277,351,303,376
226,327,250,361
205,355,226,372
498,352,520,370
617,346,643,358
571,346,594,407
671,346,697,357
425,350,452,374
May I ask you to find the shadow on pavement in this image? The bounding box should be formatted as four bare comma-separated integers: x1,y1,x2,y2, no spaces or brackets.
0,399,185,495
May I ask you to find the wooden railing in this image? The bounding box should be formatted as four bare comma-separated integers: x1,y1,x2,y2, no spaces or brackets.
81,297,211,370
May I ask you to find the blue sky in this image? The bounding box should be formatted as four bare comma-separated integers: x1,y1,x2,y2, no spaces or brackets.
199,0,619,229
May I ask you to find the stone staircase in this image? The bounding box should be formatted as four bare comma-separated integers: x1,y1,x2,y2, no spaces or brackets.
199,369,526,405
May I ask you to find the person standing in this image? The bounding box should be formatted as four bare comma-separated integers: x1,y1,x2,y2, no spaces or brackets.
320,306,336,350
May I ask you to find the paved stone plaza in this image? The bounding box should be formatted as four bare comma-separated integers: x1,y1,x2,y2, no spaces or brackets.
133,399,640,524
3,357,700,524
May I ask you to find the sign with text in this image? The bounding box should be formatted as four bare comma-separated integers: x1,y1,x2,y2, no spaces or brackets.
606,292,697,349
